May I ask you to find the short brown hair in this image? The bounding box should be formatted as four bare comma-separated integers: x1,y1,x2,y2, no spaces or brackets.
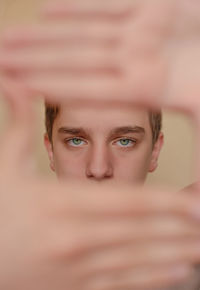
45,104,162,145
149,111,162,145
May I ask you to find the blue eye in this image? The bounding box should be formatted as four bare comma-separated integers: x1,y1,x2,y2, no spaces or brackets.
67,138,86,147
116,139,136,147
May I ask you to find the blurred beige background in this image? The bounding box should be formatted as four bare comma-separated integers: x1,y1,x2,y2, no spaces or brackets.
0,0,196,190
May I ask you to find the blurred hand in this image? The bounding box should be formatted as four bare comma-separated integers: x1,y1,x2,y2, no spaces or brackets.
0,0,200,113
1,1,200,289
0,79,200,290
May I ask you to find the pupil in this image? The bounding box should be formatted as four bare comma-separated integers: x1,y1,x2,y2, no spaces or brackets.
121,139,128,145
74,139,80,144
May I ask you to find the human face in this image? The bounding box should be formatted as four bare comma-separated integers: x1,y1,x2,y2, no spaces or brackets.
44,102,163,184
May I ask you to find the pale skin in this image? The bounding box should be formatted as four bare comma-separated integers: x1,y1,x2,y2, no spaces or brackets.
2,80,200,290
1,0,200,289
1,0,200,113
45,102,163,183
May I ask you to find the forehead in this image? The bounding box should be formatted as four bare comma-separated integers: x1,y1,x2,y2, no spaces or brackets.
54,102,151,132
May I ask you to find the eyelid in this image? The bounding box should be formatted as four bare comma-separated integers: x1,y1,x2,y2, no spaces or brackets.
64,137,88,145
112,137,137,143
112,138,137,148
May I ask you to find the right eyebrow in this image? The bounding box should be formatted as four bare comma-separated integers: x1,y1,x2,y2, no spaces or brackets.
58,127,86,135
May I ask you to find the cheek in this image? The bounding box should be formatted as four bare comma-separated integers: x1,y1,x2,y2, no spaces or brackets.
113,146,152,181
53,144,87,178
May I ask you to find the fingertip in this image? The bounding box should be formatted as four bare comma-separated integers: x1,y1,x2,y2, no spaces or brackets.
0,76,34,120
41,1,69,18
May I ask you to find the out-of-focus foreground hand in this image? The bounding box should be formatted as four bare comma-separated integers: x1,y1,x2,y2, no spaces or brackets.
1,80,200,290
1,0,200,289
0,0,200,113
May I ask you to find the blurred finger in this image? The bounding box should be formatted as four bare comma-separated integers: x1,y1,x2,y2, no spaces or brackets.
85,216,200,245
2,74,126,103
86,264,192,290
48,184,200,220
81,240,200,274
43,0,138,20
0,47,121,72
2,23,123,49
0,77,35,177
51,217,200,263
7,71,165,110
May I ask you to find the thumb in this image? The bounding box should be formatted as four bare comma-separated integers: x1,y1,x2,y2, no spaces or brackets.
0,76,36,178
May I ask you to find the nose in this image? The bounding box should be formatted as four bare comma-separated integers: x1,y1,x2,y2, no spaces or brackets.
86,146,113,181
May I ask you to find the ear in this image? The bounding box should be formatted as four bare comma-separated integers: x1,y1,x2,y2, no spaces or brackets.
44,133,55,172
148,132,164,173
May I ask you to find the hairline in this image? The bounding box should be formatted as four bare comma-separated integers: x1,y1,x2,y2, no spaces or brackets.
45,104,162,146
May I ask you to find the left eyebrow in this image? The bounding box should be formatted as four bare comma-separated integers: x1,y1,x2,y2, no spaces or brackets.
111,126,145,135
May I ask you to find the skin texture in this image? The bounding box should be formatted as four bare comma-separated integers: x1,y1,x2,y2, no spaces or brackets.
44,102,163,183
1,81,200,290
1,0,200,113
0,0,200,289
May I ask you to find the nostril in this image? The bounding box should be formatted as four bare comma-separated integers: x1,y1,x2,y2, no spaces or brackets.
86,167,113,180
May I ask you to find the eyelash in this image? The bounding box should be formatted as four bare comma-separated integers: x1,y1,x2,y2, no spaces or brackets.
64,137,137,148
113,138,137,148
64,137,87,147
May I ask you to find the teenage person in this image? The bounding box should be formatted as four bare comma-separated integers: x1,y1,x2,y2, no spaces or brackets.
1,0,200,289
44,102,163,183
